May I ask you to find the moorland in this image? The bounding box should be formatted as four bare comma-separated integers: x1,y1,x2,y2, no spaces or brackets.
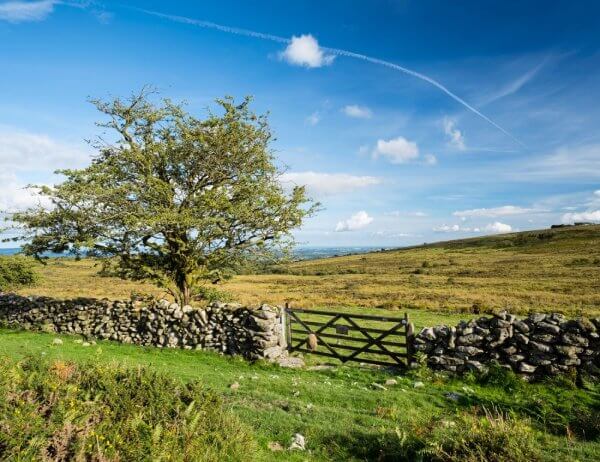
2,224,600,461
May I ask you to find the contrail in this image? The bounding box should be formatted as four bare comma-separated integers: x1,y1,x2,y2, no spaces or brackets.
137,8,524,148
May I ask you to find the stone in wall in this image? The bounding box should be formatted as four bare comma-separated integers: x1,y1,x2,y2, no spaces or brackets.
414,311,600,379
0,294,287,362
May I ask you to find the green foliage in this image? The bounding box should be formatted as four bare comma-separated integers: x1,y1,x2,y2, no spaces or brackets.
6,89,317,305
322,409,543,461
408,408,543,462
473,363,522,391
567,257,600,267
194,285,234,303
0,256,38,290
569,407,600,441
0,356,256,461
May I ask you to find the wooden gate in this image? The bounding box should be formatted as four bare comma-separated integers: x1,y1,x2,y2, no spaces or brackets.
284,306,415,368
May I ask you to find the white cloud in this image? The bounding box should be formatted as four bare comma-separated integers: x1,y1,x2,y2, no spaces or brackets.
343,105,372,119
335,211,373,232
517,144,600,180
373,136,420,164
92,9,113,24
483,222,513,233
0,126,91,171
594,190,600,197
483,59,546,105
433,221,512,234
280,34,335,68
433,224,463,233
453,205,542,218
305,112,320,126
562,210,600,224
0,172,51,211
0,0,56,23
424,154,437,165
372,230,413,238
357,145,370,156
387,211,427,217
280,171,382,196
443,117,466,150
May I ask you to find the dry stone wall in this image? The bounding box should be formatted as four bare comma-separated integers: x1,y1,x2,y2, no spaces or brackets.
0,294,286,361
414,311,600,379
4,293,599,378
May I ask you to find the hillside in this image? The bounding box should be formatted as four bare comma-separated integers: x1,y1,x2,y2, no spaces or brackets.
13,224,600,317
222,224,600,315
4,226,600,461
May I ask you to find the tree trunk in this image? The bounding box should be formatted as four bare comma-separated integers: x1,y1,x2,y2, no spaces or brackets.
177,279,191,306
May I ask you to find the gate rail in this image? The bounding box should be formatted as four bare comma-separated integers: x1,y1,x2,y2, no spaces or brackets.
283,306,415,368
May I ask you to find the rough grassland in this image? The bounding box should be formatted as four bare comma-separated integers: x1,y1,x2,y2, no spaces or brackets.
15,225,600,316
228,225,600,316
3,226,600,460
1,328,599,461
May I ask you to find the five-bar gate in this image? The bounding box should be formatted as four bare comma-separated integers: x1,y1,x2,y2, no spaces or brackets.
284,306,415,368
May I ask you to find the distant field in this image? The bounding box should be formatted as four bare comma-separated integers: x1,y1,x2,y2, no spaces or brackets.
13,225,600,316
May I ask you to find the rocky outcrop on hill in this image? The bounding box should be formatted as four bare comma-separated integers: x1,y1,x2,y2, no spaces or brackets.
414,311,600,379
0,294,286,361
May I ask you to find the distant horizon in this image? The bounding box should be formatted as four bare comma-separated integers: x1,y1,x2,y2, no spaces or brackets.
0,222,576,255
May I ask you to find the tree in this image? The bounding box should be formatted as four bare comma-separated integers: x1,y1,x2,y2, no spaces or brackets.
0,256,39,291
5,89,316,305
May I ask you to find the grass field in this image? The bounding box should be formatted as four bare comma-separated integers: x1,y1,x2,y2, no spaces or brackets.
3,226,600,460
14,224,600,317
1,328,599,461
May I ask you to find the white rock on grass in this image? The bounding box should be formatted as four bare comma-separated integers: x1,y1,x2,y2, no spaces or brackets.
52,338,63,345
289,433,306,451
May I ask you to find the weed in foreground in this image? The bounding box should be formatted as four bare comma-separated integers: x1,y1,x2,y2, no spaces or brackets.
0,356,257,461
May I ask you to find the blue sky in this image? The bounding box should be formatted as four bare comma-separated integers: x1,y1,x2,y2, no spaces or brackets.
1,0,600,247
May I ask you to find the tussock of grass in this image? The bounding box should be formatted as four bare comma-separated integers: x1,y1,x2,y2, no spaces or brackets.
406,408,542,462
0,356,256,461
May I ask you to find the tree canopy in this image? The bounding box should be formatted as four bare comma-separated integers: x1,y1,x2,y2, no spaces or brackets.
5,90,316,305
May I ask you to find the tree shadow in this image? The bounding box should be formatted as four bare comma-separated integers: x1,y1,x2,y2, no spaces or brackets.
319,429,423,462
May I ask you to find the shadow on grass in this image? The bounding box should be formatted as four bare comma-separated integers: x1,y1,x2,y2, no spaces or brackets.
321,429,421,462
436,366,600,442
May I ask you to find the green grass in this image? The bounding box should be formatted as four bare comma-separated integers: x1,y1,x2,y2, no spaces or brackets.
1,328,599,461
5,225,600,459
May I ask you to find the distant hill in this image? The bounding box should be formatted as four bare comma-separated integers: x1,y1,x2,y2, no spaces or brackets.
393,223,600,252
13,225,600,316
230,224,600,315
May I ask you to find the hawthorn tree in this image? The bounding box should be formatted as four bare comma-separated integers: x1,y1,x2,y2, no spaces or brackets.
6,90,316,305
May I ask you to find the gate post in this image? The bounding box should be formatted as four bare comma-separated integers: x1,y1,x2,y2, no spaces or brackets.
281,302,290,351
405,313,415,366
